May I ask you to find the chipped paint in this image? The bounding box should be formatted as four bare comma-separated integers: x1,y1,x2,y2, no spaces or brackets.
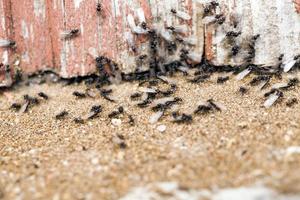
34,0,46,19
1,16,5,31
74,0,84,9
1,0,300,84
21,52,30,63
21,20,29,39
114,0,121,16
2,50,8,65
207,0,300,66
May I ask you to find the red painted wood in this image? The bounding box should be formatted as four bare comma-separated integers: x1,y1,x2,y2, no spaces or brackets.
294,0,300,13
10,0,53,74
0,0,13,85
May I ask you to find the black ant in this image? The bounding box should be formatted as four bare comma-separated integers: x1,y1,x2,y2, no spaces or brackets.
130,92,142,100
88,105,102,119
73,91,86,98
10,103,21,111
286,98,298,107
170,9,177,14
278,54,284,61
100,89,115,102
264,89,278,97
108,106,124,118
91,105,102,113
226,31,241,37
172,113,193,124
207,99,221,111
128,115,135,126
138,54,148,60
217,76,229,84
55,111,69,120
194,105,212,115
231,45,240,56
24,95,39,105
249,75,270,86
141,22,147,30
215,14,225,24
96,3,102,13
239,86,248,95
38,92,49,100
61,29,80,39
74,117,84,124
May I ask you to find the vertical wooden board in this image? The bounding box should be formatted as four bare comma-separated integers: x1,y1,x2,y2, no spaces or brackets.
190,0,204,58
46,0,66,76
97,0,118,61
10,0,53,74
295,0,300,13
0,0,12,86
113,0,137,73
115,0,154,73
115,0,205,72
274,0,300,64
61,0,99,77
207,0,300,66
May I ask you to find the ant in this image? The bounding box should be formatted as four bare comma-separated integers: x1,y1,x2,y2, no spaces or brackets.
128,115,135,126
96,3,102,13
73,91,86,98
10,103,21,111
130,92,142,100
141,22,147,30
108,106,124,118
249,75,270,86
172,113,193,124
38,92,49,100
88,105,102,119
55,110,68,120
286,98,298,107
24,95,39,105
231,45,240,56
74,117,84,124
226,31,241,37
100,89,115,102
61,29,80,39
217,76,229,84
239,86,248,95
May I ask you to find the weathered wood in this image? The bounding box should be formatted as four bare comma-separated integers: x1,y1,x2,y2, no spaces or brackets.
0,0,13,86
0,0,300,86
206,0,300,66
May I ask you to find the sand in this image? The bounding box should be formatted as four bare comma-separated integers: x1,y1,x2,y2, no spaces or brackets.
0,73,300,200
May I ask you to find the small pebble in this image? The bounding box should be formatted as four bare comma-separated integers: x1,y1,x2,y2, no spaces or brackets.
111,118,122,126
91,157,99,165
157,125,167,132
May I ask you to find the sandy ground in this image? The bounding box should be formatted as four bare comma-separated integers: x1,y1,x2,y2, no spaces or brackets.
0,73,300,200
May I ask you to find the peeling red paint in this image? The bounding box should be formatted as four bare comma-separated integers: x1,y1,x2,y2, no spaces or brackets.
0,0,13,84
10,0,53,74
205,28,214,61
1,0,299,86
63,0,99,77
294,0,300,13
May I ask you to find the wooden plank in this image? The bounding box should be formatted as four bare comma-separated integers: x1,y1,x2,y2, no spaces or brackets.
10,0,54,74
0,0,13,86
59,0,99,77
206,0,300,66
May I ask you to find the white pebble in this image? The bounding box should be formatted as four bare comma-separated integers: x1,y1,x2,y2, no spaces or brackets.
157,125,167,132
111,118,122,126
91,157,99,165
